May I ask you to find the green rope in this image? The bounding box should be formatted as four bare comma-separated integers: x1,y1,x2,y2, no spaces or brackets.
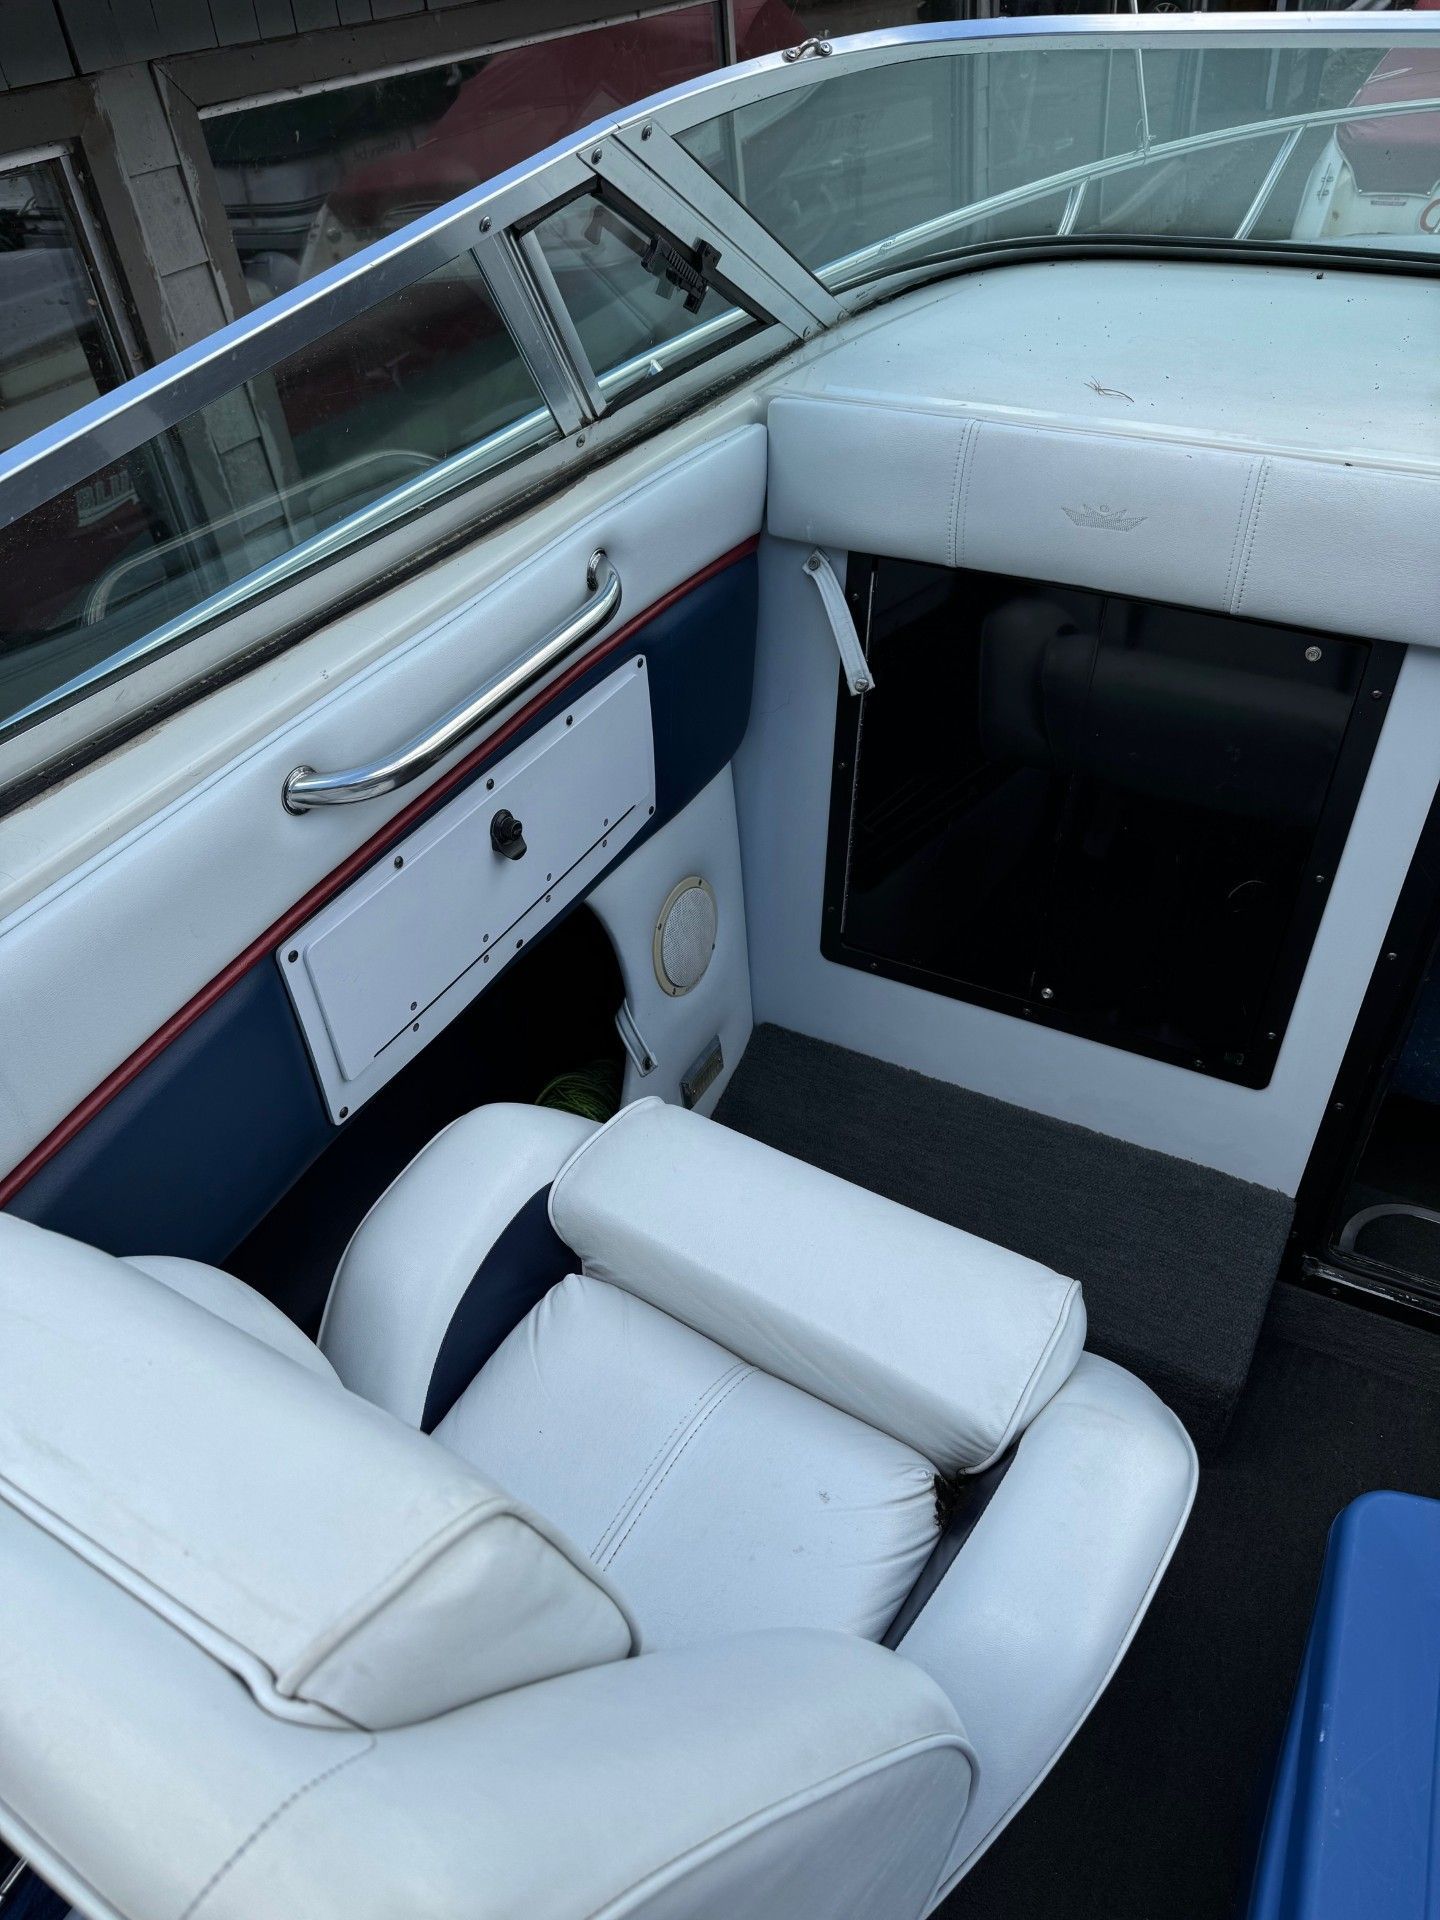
535,1058,622,1123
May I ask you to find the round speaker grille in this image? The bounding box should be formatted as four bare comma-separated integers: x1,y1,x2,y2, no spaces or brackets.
654,876,717,996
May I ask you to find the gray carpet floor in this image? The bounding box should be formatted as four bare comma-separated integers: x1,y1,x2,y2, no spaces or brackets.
715,1024,1295,1446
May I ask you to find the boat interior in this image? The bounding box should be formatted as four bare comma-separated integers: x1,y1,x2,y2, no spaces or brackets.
0,19,1438,1920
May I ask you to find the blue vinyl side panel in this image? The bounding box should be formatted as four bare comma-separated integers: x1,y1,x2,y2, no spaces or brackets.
6,554,756,1264
8,961,330,1261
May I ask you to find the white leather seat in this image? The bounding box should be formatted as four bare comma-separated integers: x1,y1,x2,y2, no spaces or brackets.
321,1097,1197,1883
0,1097,1195,1919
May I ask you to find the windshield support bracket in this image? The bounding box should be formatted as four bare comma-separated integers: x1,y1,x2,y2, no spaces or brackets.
591,125,841,337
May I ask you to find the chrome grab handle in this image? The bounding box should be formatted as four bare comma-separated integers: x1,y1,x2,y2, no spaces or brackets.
282,549,621,813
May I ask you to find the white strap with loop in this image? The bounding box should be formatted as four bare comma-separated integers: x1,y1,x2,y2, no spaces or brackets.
803,550,874,695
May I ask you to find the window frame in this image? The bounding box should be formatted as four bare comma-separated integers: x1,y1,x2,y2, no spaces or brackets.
0,12,1433,798
0,112,822,787
0,134,145,409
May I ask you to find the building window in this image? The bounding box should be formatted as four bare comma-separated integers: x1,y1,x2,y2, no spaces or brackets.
0,161,126,456
201,5,728,310
0,251,556,737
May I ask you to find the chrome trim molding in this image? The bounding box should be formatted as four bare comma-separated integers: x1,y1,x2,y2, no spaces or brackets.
280,547,621,812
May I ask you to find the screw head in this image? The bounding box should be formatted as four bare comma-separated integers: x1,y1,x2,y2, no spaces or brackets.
393,855,403,869
287,948,298,963
479,215,491,232
1305,645,1322,663
1039,986,1055,1001
641,123,653,140
590,146,603,163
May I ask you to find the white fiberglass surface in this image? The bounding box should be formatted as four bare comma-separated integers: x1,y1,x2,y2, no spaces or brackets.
778,258,1440,468
677,36,1440,285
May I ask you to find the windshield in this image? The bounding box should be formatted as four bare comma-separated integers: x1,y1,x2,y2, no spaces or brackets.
677,36,1440,285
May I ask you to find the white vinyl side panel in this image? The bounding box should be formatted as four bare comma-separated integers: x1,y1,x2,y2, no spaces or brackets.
735,535,1440,1196
284,665,654,1121
586,768,753,1116
0,426,765,1182
767,397,1440,649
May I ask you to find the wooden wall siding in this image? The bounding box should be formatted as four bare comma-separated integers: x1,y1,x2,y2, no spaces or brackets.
0,3,75,91
0,0,505,91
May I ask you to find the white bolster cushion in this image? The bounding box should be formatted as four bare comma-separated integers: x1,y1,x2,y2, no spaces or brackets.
549,1098,1085,1472
123,1253,340,1381
0,1216,634,1731
321,1103,595,1423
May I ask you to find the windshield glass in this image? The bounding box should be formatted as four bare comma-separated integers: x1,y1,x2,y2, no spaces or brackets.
677,36,1440,285
0,251,555,736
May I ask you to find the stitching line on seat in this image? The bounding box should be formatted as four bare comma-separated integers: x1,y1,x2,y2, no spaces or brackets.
1233,456,1272,613
181,1737,374,1920
946,425,968,570
932,1431,1197,1894
589,1362,749,1564
1222,461,1260,613
948,420,980,570
956,419,981,571
601,1368,756,1571
585,1732,976,1920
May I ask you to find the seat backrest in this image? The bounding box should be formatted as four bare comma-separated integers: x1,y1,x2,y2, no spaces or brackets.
0,1215,634,1731
550,1099,1086,1472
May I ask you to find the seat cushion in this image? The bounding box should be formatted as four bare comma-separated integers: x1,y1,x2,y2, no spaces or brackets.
124,1254,338,1382
436,1274,941,1648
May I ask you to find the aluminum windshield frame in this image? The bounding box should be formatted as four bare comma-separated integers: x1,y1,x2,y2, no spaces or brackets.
7,14,1436,519
0,12,1436,761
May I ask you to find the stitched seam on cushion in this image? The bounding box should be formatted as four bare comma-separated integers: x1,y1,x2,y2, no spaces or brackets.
945,423,970,570
954,420,980,570
934,1435,1196,1890
1222,461,1260,612
601,1367,756,1571
1234,456,1272,612
585,1732,976,1920
590,1362,750,1564
975,1279,1082,1471
182,1737,374,1919
546,1099,657,1240
279,1494,511,1694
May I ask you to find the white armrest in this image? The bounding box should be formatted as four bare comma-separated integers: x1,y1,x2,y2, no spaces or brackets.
123,1254,337,1381
0,1533,973,1920
898,1354,1198,1890
0,1216,632,1734
550,1098,1085,1472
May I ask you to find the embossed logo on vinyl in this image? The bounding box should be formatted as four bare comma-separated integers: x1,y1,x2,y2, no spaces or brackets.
1062,503,1147,532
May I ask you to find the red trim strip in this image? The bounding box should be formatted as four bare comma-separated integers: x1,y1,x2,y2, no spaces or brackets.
0,538,758,1208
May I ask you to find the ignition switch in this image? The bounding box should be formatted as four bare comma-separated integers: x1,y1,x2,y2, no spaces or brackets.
490,809,527,861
